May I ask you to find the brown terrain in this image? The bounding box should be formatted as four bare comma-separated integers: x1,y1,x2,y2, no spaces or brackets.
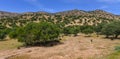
0,34,120,59
1,9,120,28
0,10,120,59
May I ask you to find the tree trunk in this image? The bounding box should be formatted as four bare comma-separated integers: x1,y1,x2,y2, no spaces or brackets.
115,35,119,38
74,34,78,37
106,35,109,38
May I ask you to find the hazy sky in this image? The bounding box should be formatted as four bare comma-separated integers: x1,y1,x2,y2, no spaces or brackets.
0,0,120,14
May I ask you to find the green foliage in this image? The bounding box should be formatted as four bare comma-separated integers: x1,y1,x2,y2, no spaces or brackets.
0,30,6,40
102,23,116,38
113,21,120,38
82,28,94,35
101,21,120,38
63,26,80,36
15,22,61,45
94,23,106,35
0,25,6,30
115,46,120,51
0,25,10,40
9,27,20,39
81,25,94,35
103,46,120,59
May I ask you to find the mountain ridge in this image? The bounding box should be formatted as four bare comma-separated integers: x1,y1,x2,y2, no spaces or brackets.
0,9,119,15
0,9,120,28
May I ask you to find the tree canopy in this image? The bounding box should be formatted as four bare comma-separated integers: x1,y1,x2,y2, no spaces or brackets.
102,21,120,38
9,22,61,45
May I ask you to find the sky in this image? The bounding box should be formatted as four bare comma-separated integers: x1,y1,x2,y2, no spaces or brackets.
0,0,120,15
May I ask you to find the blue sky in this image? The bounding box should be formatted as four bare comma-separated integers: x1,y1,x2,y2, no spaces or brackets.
0,0,120,15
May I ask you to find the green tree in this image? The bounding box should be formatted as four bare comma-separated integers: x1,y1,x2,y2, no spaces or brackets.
0,25,10,40
101,21,120,38
63,26,80,36
112,21,120,38
16,22,61,45
80,25,94,35
9,27,20,39
94,23,106,36
0,30,6,40
82,28,94,36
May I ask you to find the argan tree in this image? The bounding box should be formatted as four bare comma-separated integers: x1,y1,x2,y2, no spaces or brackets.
16,22,61,45
102,21,120,39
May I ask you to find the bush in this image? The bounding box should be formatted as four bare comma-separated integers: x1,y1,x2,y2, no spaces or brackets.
94,23,106,36
0,30,6,40
115,46,120,51
9,27,19,39
63,26,80,36
0,26,11,40
82,28,94,35
81,25,94,35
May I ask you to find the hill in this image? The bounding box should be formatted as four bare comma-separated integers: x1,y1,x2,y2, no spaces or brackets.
0,9,120,28
0,11,19,18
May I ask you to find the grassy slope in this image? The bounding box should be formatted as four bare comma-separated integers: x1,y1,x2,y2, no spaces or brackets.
101,51,120,59
0,39,23,50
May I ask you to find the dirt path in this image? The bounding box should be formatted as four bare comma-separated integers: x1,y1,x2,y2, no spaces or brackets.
0,35,120,59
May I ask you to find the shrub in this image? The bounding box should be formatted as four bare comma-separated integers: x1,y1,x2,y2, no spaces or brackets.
94,23,106,36
0,30,6,40
81,25,94,35
101,23,115,38
115,46,120,51
63,26,80,36
0,28,10,40
82,28,94,35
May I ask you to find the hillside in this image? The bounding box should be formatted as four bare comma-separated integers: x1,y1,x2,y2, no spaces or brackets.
0,11,19,18
0,9,120,28
1,10,120,59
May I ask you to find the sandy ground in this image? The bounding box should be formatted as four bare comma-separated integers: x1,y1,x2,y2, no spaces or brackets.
0,35,120,59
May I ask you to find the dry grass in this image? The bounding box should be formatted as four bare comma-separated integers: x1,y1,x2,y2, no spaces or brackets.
7,54,30,59
1,35,120,59
0,39,23,50
99,51,120,59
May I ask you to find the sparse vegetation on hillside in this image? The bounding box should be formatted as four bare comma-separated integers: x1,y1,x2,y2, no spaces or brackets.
0,10,120,59
0,9,119,28
0,10,120,43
